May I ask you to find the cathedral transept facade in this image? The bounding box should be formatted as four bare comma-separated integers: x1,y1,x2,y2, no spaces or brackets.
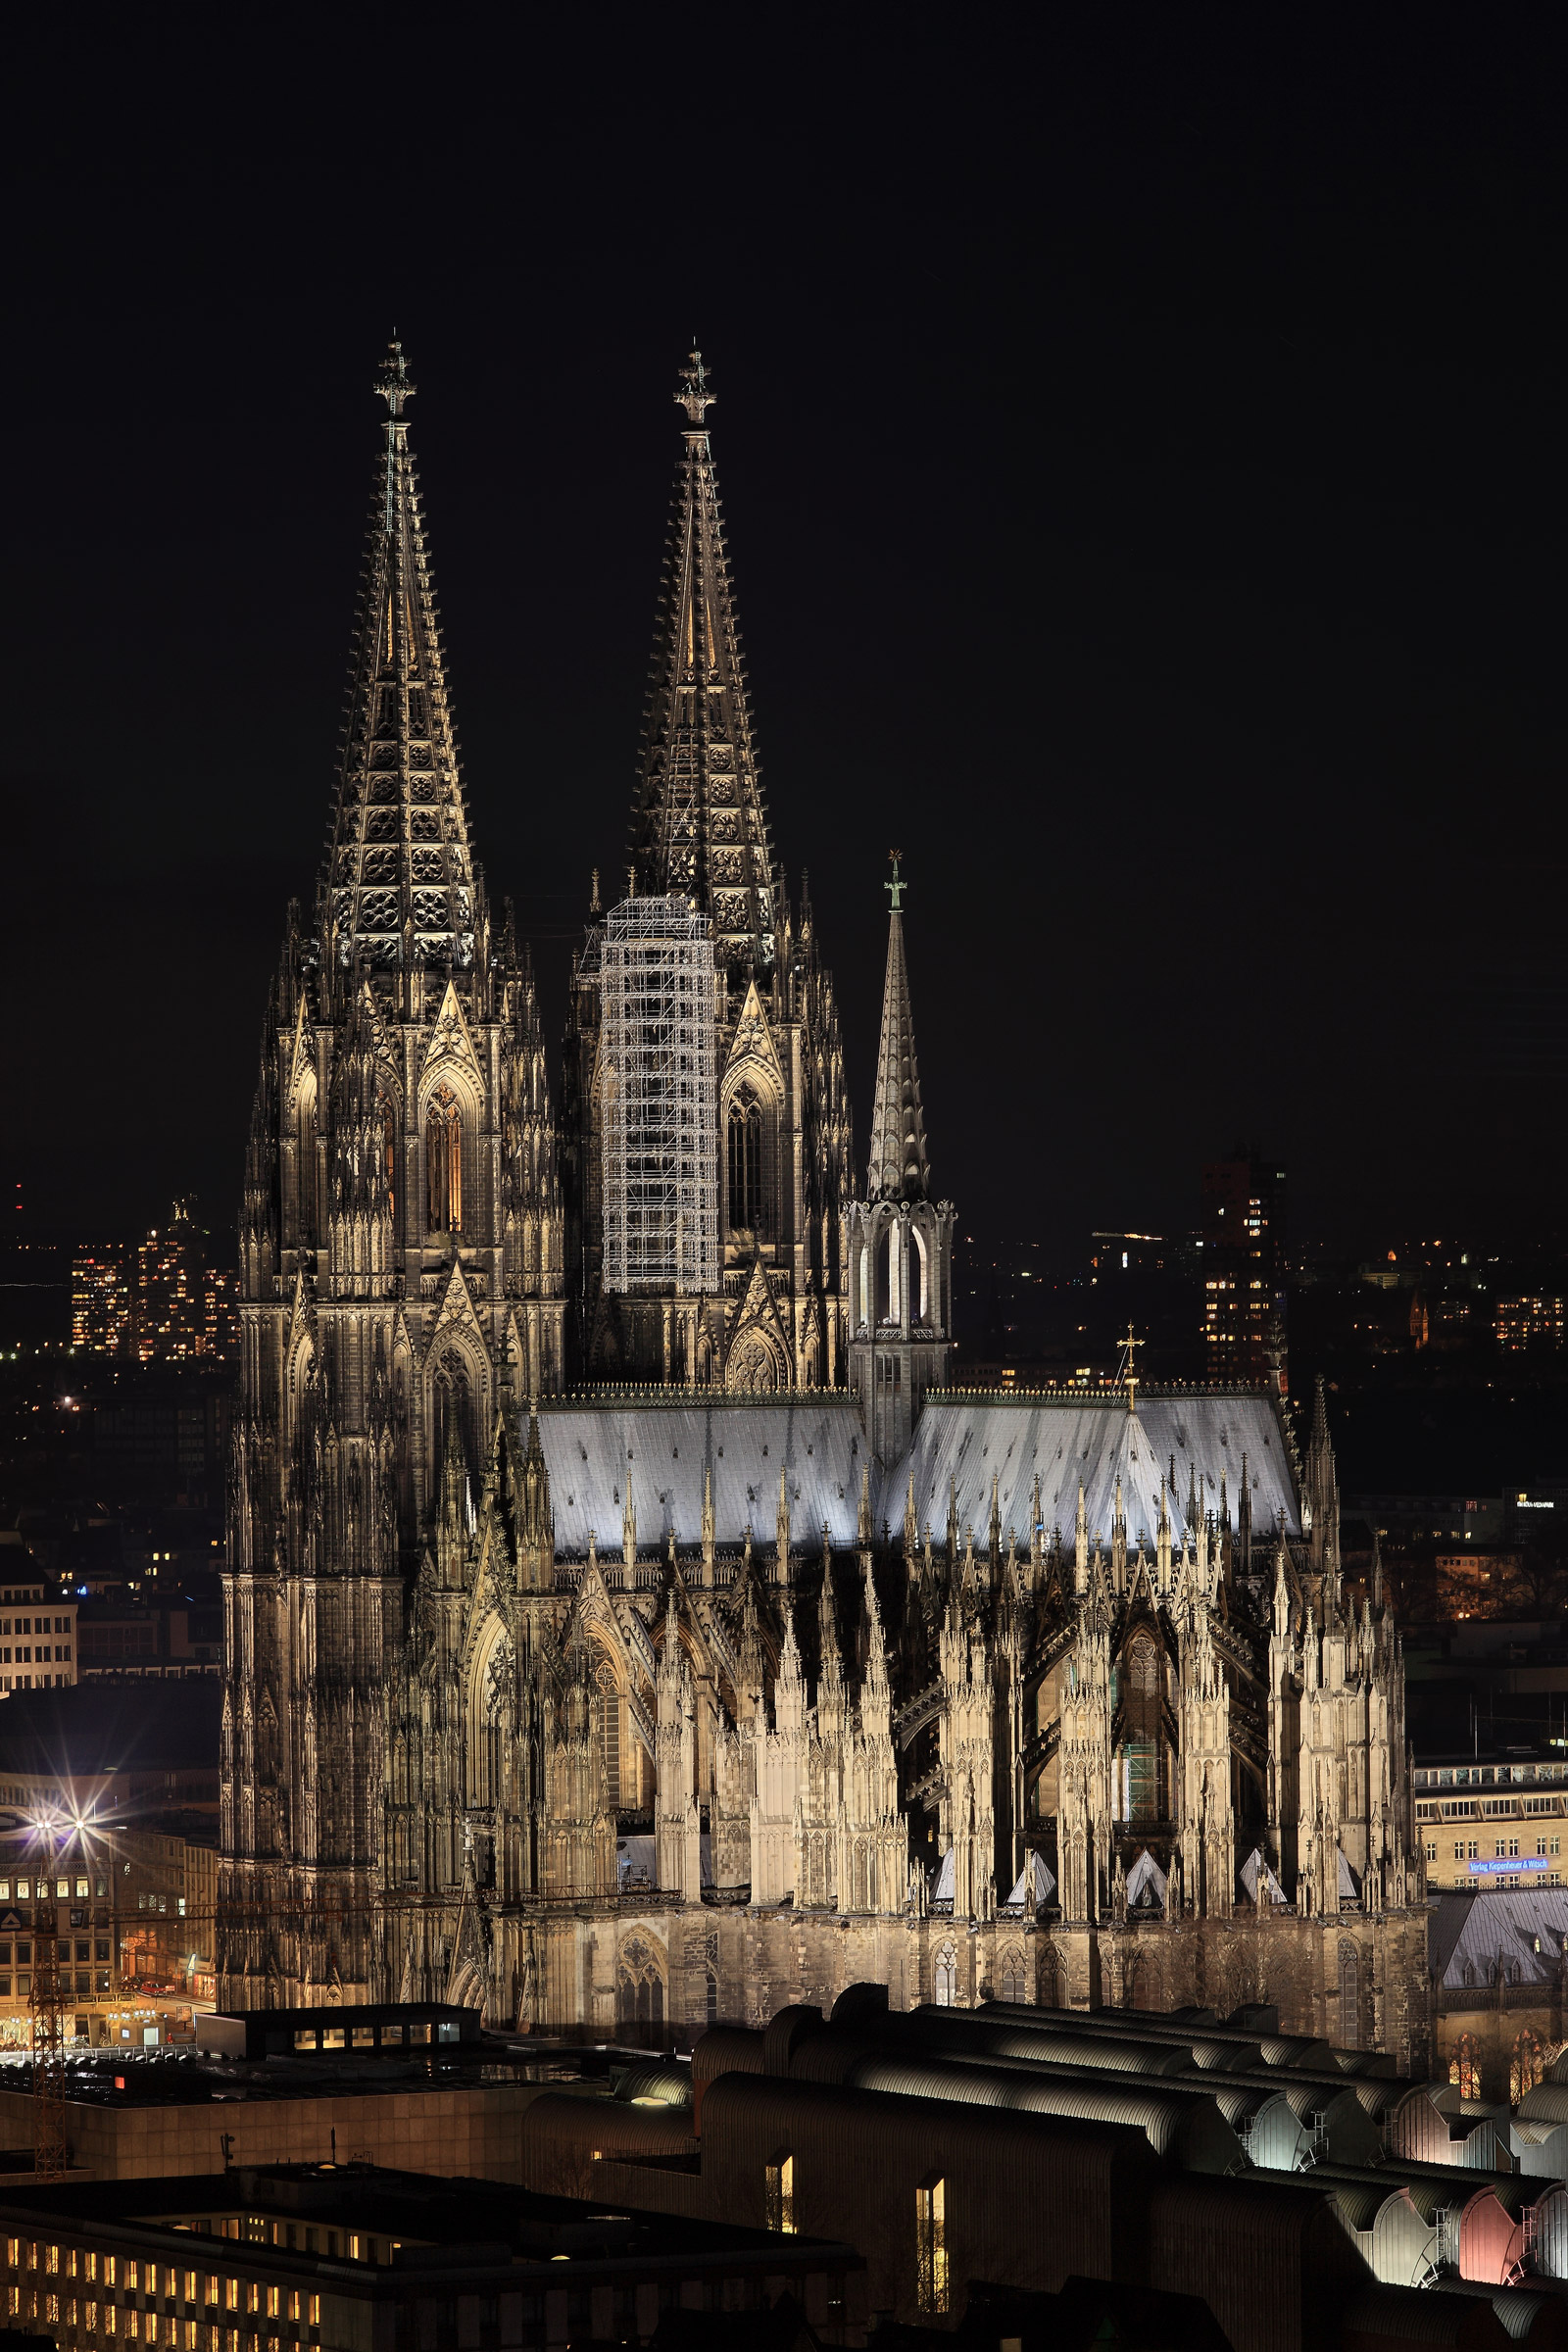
220,345,1428,2068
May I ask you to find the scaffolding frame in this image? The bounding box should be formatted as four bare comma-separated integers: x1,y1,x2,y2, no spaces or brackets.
600,896,719,1298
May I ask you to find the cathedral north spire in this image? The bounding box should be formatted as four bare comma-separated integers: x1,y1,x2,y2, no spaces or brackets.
866,855,930,1202
629,348,779,972
321,338,477,974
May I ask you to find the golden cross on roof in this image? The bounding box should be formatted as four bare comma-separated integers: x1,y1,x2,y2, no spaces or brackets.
1121,1324,1144,1414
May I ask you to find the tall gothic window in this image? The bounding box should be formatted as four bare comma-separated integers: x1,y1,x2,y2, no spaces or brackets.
1121,1631,1162,1824
727,1095,762,1235
381,1099,397,1225
594,1659,621,1809
297,1084,318,1245
1511,2029,1544,2104
1448,2033,1481,2100
1339,1942,1360,2049
426,1087,463,1232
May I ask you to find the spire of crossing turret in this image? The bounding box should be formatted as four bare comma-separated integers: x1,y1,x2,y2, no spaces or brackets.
320,340,478,975
865,855,931,1202
629,348,779,973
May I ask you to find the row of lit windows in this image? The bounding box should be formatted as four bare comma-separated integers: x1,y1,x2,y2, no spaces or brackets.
8,2296,318,2345
1432,1838,1563,1861
0,1877,101,1901
5,2249,319,2328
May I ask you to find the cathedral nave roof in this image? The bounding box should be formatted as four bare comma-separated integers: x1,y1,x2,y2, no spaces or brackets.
887,1393,1299,1548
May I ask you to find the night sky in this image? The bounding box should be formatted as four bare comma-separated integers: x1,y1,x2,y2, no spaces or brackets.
6,21,1566,1266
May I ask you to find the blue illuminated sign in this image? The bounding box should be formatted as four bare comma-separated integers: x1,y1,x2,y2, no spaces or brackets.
1467,1856,1547,1876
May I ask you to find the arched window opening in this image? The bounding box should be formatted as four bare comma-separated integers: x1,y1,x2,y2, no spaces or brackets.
616,1936,665,2044
883,1223,901,1324
933,1942,957,2007
1449,2033,1481,2100
297,1081,318,1246
1339,1942,1361,2050
381,1097,398,1225
1120,1631,1162,1824
912,1223,930,1322
594,1659,621,1809
858,1244,870,1328
426,1086,463,1232
727,1094,763,1235
1512,2030,1544,2104
1000,1945,1028,2004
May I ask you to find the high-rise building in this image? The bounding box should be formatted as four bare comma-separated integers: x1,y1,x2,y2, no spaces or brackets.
71,1243,136,1355
136,1202,211,1363
220,349,1427,2072
1201,1149,1288,1386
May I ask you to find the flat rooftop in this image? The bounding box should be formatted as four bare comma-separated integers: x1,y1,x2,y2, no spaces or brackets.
0,2036,641,2110
0,2161,855,2289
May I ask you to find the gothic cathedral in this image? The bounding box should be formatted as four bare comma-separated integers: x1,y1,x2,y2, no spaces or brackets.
220,346,1428,2068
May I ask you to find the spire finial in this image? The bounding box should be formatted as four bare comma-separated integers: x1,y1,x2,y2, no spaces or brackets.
865,852,930,1201
375,338,416,417
1119,1324,1144,1414
675,346,715,423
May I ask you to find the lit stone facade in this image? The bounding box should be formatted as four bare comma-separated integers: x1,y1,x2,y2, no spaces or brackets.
220,345,1429,2071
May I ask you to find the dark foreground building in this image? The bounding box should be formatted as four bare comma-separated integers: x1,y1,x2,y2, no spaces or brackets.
518,1992,1568,2352
0,2163,864,2349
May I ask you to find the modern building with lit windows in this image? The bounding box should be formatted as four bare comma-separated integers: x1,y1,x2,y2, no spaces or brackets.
0,2164,863,2350
1414,1754,1568,1890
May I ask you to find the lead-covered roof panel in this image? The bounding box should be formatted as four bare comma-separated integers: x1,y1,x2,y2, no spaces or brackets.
885,1395,1298,1546
529,1391,1297,1558
535,1398,869,1556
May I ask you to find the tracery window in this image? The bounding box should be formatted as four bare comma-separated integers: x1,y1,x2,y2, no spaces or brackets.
727,1094,763,1235
1448,2032,1481,2100
1511,2028,1544,2104
381,1099,397,1224
594,1660,621,1809
1120,1631,1163,1824
933,1941,957,2007
1338,1941,1361,2049
426,1087,463,1232
296,1084,318,1245
999,1944,1027,2004
616,1936,665,2032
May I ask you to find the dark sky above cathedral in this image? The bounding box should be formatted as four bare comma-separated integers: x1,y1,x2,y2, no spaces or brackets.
6,19,1566,1261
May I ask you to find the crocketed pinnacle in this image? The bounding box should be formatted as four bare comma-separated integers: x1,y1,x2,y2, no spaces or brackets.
321,339,476,972
629,348,779,973
865,857,930,1201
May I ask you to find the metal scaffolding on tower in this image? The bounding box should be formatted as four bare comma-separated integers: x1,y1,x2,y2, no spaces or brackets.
599,894,719,1299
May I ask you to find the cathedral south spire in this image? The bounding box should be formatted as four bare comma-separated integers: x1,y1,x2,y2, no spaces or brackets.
629,348,778,973
564,346,854,1392
866,854,930,1202
322,338,476,974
